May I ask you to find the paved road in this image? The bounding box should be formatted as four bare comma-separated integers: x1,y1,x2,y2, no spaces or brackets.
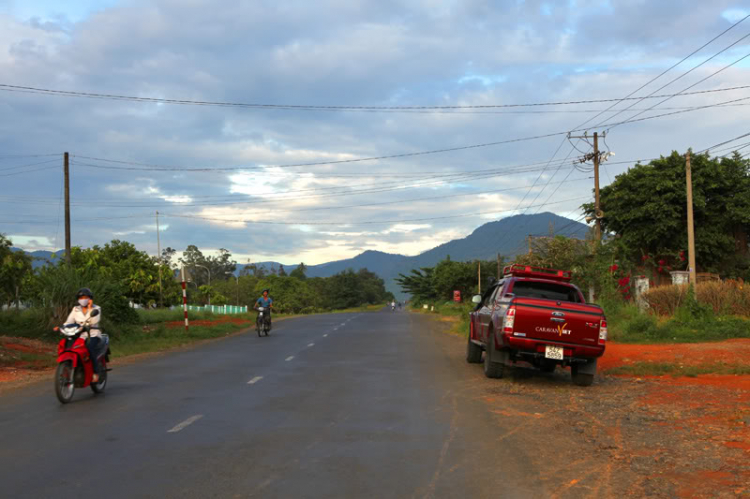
0,310,545,498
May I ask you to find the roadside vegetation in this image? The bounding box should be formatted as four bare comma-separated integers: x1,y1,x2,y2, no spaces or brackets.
400,150,750,377
0,235,391,364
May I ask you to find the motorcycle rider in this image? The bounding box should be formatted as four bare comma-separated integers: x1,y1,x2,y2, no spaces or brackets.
255,289,273,329
63,288,103,382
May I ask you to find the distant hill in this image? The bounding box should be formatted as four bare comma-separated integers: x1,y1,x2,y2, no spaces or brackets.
239,213,590,298
13,213,590,299
11,247,64,269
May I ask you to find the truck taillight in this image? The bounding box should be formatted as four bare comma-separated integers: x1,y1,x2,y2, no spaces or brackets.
503,306,516,334
598,319,608,345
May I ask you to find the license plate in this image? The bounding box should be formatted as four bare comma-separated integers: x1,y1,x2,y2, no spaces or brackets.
545,345,564,360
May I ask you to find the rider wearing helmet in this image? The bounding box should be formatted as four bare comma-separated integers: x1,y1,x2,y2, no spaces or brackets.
254,289,273,329
64,288,103,382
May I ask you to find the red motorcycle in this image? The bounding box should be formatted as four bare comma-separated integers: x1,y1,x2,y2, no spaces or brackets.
54,309,110,404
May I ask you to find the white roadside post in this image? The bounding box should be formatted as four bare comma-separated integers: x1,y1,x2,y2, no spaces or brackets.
181,266,189,331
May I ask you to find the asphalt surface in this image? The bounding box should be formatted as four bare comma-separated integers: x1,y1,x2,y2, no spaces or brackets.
0,310,546,498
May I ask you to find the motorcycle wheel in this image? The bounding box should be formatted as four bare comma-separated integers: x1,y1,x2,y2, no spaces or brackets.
55,361,75,404
257,321,262,337
91,367,107,394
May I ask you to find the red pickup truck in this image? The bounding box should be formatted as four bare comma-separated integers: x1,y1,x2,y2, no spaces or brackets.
466,264,607,386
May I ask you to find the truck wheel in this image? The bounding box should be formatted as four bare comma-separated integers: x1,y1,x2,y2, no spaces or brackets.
483,336,505,379
466,325,482,364
571,365,594,386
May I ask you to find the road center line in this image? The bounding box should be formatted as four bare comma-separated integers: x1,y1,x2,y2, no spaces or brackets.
167,415,203,433
323,333,328,337
285,356,294,361
308,343,314,347
247,376,264,385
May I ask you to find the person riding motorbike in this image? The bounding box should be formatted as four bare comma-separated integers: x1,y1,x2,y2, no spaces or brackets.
255,289,273,329
58,288,103,382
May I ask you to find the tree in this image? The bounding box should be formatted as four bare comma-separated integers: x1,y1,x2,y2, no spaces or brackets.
290,262,307,280
584,150,750,277
278,264,287,277
0,235,32,308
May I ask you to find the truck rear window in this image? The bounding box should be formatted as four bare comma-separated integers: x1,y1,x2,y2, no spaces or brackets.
510,281,582,303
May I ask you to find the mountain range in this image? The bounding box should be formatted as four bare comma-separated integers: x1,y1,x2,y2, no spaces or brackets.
245,212,589,298
12,212,590,299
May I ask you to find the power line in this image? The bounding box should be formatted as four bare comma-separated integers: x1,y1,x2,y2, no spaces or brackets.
603,49,750,132
3,83,750,112
586,14,750,130
0,153,60,160
0,158,59,172
0,164,60,177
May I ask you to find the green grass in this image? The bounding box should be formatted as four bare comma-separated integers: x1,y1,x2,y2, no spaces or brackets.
600,300,750,344
111,321,253,358
0,303,384,362
410,301,473,336
606,361,750,377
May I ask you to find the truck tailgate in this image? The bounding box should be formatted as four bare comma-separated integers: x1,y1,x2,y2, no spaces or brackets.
512,297,604,346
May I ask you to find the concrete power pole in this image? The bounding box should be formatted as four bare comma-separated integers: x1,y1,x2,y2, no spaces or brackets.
686,151,697,289
64,152,71,265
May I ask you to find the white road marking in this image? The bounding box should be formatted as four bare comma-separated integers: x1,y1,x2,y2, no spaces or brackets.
285,356,294,361
167,415,203,433
308,343,314,347
333,327,338,331
247,376,264,385
340,323,346,326
323,333,328,337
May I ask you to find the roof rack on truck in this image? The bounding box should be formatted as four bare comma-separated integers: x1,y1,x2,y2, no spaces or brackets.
502,264,572,282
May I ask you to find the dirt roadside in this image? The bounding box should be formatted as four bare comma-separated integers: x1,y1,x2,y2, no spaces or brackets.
428,318,750,498
0,316,297,394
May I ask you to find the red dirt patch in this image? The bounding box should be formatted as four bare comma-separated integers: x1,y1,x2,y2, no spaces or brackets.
599,339,750,371
165,316,253,328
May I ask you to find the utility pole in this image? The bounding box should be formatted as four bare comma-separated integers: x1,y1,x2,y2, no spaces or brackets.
64,152,71,265
593,132,601,242
497,253,501,280
477,261,481,295
156,211,163,307
686,151,697,289
527,235,532,254
569,132,605,242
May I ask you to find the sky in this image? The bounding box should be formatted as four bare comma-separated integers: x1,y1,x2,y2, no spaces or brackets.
1,0,749,266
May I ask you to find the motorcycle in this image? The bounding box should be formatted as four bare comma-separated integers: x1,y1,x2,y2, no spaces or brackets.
54,309,110,404
256,307,271,337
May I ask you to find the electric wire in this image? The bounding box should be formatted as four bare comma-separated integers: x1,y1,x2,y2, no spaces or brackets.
2,83,750,111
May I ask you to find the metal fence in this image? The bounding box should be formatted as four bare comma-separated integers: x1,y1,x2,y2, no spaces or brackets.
185,305,249,314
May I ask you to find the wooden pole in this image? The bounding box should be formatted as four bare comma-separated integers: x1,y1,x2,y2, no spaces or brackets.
686,151,697,289
593,132,601,243
64,152,71,265
156,211,163,308
478,261,481,294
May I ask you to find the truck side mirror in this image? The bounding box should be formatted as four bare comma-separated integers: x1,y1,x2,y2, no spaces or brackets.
471,295,482,304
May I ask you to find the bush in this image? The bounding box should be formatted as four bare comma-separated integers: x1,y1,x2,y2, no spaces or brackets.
643,280,750,317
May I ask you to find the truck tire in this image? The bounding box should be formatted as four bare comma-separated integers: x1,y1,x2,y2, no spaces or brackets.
571,364,594,386
483,334,505,379
466,324,482,364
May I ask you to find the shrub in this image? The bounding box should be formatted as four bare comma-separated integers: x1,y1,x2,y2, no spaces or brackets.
643,280,750,318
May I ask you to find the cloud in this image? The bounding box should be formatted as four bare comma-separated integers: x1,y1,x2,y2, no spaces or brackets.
1,0,748,267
